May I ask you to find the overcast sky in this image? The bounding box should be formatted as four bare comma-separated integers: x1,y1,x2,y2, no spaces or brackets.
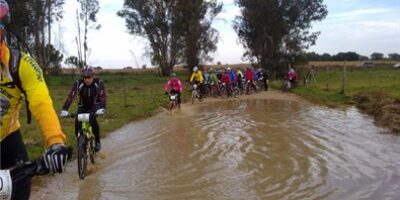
57,0,400,68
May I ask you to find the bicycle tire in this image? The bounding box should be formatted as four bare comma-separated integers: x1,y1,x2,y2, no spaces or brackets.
232,87,240,98
192,91,196,104
77,134,88,179
89,138,95,165
220,87,228,98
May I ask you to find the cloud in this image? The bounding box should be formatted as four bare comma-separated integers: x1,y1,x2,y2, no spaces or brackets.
330,8,393,19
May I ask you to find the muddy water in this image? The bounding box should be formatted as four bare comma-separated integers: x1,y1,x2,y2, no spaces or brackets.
32,99,400,200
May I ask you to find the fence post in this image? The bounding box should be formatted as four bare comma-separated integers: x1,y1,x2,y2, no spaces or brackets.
326,66,330,91
340,61,347,94
123,78,128,107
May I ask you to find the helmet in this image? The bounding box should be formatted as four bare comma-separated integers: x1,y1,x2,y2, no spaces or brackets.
193,66,198,72
170,72,176,77
0,0,10,25
227,67,231,71
0,0,9,41
81,66,95,77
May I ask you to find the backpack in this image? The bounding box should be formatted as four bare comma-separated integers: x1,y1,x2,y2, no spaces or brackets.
1,48,31,124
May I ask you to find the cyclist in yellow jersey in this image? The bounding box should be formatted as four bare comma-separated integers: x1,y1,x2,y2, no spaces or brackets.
189,66,205,98
0,1,68,199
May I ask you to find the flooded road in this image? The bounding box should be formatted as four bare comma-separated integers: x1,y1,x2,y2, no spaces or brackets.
32,94,400,200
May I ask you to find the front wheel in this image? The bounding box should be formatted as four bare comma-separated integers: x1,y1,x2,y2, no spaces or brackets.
89,138,96,165
191,91,196,104
77,134,88,180
231,87,240,98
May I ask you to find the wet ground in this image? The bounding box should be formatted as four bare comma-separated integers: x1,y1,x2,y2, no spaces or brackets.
32,92,400,200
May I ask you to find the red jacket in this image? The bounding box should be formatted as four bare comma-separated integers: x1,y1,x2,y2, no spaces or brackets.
164,78,183,93
221,73,230,84
245,69,253,80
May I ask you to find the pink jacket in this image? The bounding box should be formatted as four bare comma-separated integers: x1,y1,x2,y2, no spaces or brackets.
164,79,183,93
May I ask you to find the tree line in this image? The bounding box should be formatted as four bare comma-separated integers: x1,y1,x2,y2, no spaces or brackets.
303,52,400,62
8,0,339,76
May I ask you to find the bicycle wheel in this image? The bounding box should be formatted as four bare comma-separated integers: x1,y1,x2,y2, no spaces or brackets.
192,91,196,104
89,138,95,165
232,87,240,98
220,87,228,98
77,133,88,179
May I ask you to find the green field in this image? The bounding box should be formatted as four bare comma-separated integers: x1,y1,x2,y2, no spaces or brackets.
271,66,400,107
21,71,192,159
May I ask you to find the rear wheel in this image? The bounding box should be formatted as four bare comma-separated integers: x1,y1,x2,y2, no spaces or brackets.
77,133,88,180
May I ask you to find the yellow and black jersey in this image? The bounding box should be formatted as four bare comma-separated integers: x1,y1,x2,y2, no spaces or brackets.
0,47,65,147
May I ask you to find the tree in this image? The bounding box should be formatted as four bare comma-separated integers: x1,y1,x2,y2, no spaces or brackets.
174,0,222,72
45,44,64,75
7,0,65,75
233,0,328,73
333,52,361,61
118,0,181,76
370,52,384,60
388,53,400,61
76,0,100,66
118,0,222,76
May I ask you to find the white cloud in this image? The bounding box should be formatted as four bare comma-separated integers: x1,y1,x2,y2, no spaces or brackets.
330,8,393,19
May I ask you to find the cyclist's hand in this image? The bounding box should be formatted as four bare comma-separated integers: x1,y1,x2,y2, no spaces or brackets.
165,92,169,95
96,108,106,115
60,110,69,117
43,144,69,173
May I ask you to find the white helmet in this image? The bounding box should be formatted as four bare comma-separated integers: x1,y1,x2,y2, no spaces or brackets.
227,67,231,71
193,66,198,72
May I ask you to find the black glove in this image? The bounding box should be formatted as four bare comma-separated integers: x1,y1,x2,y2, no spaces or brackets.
43,144,69,173
165,92,169,95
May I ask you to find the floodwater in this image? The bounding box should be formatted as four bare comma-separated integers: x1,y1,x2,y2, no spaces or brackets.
32,98,400,200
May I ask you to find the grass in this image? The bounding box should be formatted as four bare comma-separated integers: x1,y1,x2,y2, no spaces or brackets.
20,71,192,159
270,66,400,107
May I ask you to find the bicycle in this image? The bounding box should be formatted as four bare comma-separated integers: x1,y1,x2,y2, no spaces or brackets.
0,148,72,199
191,83,202,104
64,113,102,179
167,91,180,111
245,80,257,95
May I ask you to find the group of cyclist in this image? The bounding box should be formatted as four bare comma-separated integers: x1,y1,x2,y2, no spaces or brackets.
163,66,271,106
0,2,106,199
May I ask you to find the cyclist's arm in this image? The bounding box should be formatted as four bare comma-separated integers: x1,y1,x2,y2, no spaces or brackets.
164,80,171,92
97,80,107,109
62,81,79,111
177,80,183,93
19,54,66,147
198,71,204,83
189,73,195,82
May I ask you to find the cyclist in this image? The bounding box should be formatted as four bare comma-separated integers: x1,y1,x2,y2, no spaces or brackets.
209,69,219,85
164,72,183,106
0,1,68,199
189,66,204,98
257,68,269,91
236,69,244,90
60,66,106,152
245,67,257,93
287,68,298,87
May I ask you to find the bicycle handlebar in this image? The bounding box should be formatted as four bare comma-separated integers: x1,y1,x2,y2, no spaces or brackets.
8,146,73,183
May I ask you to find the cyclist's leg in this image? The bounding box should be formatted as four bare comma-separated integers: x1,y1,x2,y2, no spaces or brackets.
90,114,101,151
177,92,181,105
0,130,31,200
75,116,82,138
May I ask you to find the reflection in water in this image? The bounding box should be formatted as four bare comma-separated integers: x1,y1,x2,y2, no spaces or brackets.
32,99,400,200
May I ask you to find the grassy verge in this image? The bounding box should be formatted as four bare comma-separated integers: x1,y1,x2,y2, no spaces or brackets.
20,71,192,159
270,66,400,133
